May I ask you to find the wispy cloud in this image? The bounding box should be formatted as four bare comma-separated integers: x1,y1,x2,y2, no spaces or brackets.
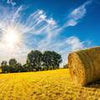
0,6,59,63
65,36,84,50
64,0,92,27
37,36,91,65
0,1,92,65
7,0,16,6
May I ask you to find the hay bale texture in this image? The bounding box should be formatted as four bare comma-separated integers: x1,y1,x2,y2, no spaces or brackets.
68,47,100,86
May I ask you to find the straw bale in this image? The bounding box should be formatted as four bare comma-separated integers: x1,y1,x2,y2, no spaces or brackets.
68,47,100,86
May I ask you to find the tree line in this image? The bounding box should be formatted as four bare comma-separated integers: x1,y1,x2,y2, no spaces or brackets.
1,50,62,73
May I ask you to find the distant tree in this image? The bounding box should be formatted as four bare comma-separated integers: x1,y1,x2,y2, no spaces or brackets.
23,64,29,72
9,58,17,66
42,51,52,70
42,51,62,70
15,63,23,72
26,50,43,71
1,50,62,73
51,51,62,69
9,58,17,72
1,61,9,73
1,61,7,66
63,64,68,68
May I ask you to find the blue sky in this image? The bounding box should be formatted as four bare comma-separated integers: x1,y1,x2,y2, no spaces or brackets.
0,0,100,65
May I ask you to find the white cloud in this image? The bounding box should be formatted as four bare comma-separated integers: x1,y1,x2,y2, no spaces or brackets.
0,7,59,64
7,0,16,6
36,35,91,66
39,14,47,20
46,18,56,25
66,19,77,27
0,3,92,66
23,9,58,35
59,36,91,65
65,36,84,50
64,0,92,27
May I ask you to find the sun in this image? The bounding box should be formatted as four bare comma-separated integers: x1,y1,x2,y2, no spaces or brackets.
2,26,21,47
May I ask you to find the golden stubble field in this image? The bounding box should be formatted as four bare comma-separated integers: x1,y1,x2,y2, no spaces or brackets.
0,69,100,100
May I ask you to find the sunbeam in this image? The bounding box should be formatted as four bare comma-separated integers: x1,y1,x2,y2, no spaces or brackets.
2,26,21,47
0,4,91,64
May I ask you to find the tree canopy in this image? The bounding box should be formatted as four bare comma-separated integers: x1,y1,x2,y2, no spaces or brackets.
1,50,62,73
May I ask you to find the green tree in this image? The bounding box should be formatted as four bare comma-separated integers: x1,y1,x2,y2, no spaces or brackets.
1,61,7,66
23,64,29,72
9,58,17,66
9,58,17,72
42,51,52,70
15,63,23,72
51,51,62,69
27,50,43,71
42,51,62,70
1,61,9,73
63,64,68,68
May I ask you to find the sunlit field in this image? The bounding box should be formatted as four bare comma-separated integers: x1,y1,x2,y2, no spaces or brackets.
0,69,99,100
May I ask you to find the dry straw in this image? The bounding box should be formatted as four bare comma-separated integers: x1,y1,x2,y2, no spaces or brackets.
68,47,100,86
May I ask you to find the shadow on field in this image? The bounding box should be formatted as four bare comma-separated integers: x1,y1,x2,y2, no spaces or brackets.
86,80,100,88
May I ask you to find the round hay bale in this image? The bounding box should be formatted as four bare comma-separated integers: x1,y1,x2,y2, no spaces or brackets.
68,47,100,86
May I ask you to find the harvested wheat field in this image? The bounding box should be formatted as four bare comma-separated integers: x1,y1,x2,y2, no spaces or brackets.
68,47,100,86
0,69,100,100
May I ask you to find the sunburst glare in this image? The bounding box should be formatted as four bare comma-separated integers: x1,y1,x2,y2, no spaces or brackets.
2,26,21,47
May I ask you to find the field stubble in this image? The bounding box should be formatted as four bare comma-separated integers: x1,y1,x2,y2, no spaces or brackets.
0,69,100,100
